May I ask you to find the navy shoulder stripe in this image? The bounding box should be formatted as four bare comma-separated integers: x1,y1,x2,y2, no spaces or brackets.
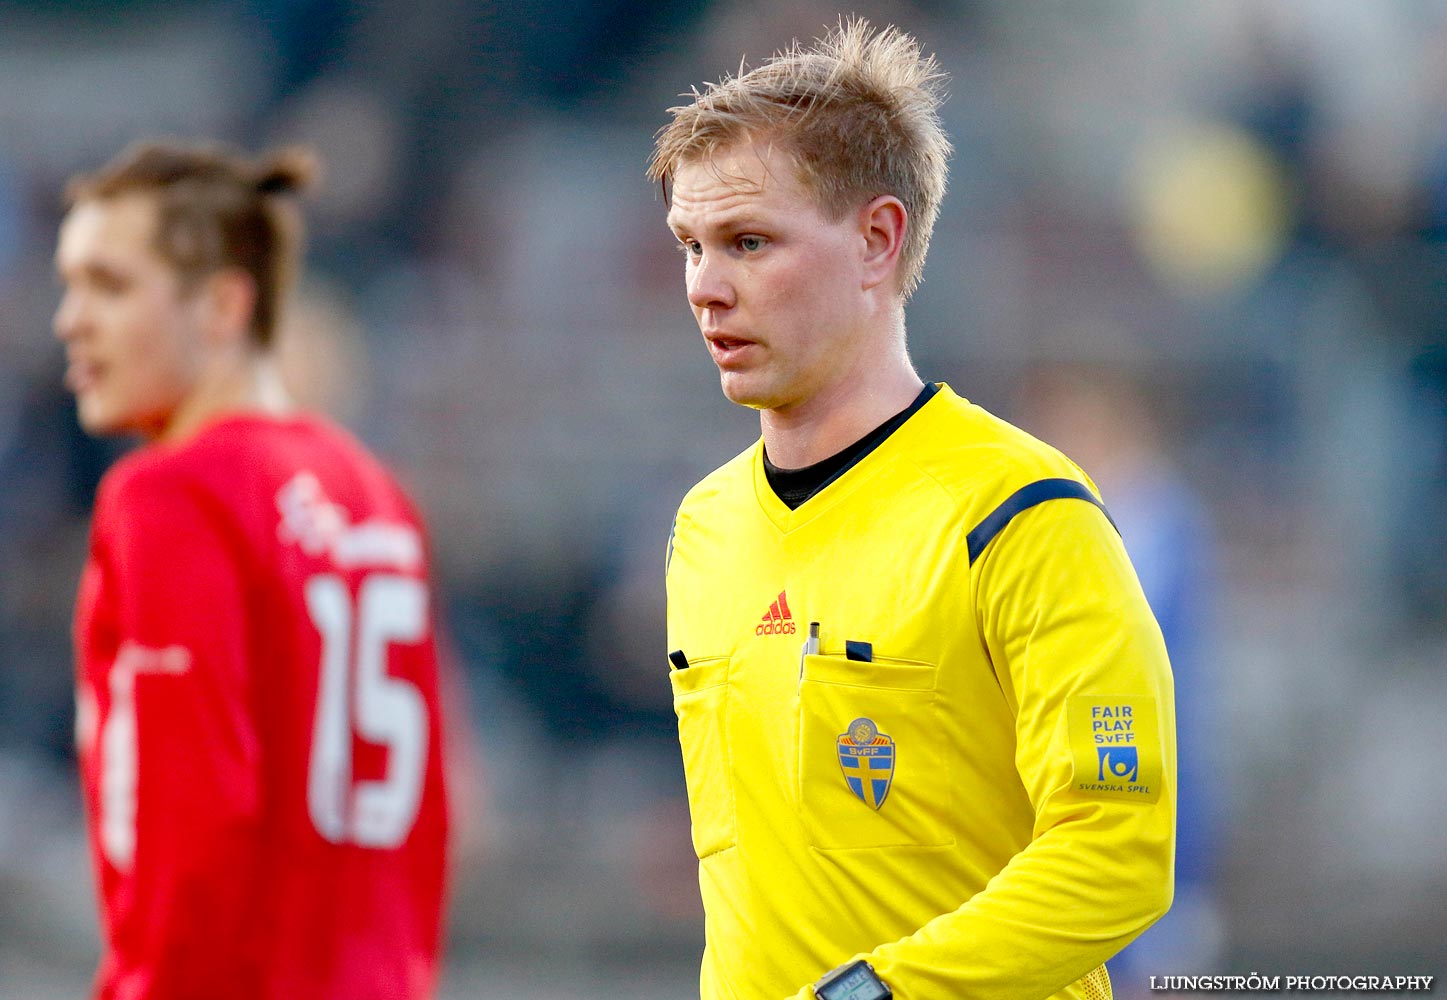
966,478,1117,565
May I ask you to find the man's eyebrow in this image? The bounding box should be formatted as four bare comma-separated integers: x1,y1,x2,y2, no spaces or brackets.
668,211,770,234
71,259,118,277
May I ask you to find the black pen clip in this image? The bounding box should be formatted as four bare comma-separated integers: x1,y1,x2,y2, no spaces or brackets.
668,649,690,671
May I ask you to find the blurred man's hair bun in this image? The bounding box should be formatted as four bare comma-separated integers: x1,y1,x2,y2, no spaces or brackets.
255,146,320,196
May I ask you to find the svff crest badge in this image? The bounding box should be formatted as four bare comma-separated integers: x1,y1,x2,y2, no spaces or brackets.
837,717,894,810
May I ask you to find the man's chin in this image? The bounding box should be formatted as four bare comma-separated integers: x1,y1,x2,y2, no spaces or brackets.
75,402,119,436
76,400,149,439
718,372,777,411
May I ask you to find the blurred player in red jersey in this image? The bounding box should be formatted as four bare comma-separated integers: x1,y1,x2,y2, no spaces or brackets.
54,140,450,1000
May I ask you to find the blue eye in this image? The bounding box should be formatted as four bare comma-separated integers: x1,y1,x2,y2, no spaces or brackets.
738,235,764,252
678,239,702,258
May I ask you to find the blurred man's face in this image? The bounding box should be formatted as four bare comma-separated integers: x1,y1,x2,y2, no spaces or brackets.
666,141,870,414
54,194,208,439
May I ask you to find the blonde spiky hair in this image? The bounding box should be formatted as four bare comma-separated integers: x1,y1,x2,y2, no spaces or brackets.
649,18,952,297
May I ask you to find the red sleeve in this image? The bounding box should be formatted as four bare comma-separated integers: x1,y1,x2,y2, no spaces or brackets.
95,466,264,998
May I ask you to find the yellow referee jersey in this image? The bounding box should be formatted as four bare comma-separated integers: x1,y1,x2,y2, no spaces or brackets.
665,384,1176,1000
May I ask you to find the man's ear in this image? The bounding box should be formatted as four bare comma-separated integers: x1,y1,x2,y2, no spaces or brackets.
199,267,259,347
859,195,908,292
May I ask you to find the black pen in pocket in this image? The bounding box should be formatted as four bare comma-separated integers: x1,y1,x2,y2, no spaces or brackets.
669,650,690,670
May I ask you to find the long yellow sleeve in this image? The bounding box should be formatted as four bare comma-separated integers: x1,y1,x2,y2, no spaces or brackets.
853,501,1177,999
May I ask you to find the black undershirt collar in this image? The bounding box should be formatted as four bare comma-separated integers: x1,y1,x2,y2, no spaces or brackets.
763,382,939,510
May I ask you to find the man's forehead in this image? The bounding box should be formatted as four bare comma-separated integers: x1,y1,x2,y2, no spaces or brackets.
667,142,807,221
57,194,166,276
60,194,157,248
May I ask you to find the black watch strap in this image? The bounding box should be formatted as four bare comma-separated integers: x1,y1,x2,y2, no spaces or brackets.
814,959,892,1000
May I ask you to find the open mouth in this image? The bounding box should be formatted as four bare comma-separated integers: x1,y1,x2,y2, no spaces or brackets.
707,335,758,366
65,358,101,394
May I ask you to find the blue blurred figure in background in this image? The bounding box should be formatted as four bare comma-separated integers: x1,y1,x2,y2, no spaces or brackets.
1014,357,1226,995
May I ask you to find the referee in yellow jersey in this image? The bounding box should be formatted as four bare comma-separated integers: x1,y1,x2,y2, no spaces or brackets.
651,19,1176,1000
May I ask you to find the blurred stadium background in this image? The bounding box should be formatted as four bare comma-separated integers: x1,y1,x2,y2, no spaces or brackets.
1,1,1444,996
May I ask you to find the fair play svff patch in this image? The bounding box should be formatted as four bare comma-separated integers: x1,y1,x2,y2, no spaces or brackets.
1066,695,1162,803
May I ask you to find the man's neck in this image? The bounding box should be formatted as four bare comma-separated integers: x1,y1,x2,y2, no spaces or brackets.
156,352,294,444
760,360,924,469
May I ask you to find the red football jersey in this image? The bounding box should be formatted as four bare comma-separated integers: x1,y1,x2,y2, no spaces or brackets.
73,413,450,1000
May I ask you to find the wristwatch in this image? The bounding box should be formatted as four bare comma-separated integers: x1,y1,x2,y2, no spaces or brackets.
814,959,892,1000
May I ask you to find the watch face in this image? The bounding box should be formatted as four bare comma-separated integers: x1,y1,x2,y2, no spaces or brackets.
818,962,891,1000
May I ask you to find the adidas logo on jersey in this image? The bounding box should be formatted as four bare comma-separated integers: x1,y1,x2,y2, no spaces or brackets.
756,590,797,636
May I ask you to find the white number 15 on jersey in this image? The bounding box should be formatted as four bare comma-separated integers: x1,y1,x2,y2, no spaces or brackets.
306,572,429,848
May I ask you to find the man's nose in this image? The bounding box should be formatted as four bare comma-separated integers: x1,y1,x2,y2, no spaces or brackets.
687,251,736,313
53,289,83,342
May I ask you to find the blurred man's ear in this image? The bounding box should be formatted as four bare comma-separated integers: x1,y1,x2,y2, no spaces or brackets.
200,267,260,347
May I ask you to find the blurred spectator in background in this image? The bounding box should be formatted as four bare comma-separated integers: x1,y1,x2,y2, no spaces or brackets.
1014,354,1226,993
54,139,450,1000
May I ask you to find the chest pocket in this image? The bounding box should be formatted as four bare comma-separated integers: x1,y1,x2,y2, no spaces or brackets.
669,656,736,859
797,654,954,851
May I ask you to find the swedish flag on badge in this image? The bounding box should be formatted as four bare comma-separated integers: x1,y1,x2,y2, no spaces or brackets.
837,717,894,810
